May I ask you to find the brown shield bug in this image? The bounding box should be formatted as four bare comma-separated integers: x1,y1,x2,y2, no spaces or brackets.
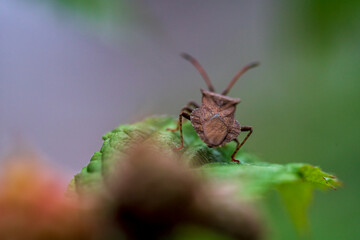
167,53,259,163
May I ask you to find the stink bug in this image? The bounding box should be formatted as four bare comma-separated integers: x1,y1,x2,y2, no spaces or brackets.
167,53,259,163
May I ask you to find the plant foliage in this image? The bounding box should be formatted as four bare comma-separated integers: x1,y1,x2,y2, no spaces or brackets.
71,116,340,231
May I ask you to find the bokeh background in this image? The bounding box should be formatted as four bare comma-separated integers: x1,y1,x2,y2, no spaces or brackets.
1,0,359,239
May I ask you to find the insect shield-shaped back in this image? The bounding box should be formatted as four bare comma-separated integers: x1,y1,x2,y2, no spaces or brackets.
190,89,241,147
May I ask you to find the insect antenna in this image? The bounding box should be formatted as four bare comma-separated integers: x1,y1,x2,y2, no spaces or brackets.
222,61,259,95
181,53,215,92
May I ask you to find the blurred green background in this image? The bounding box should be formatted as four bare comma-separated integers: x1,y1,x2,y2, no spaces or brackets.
1,0,359,239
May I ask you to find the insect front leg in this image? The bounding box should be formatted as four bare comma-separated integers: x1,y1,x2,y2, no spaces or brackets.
231,126,253,163
166,112,190,150
180,106,194,114
167,101,198,131
180,101,200,114
186,101,200,109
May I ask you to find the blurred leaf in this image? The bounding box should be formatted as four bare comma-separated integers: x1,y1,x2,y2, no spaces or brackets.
280,0,360,50
201,163,340,231
278,182,313,231
31,0,162,42
170,224,234,240
71,116,341,232
36,0,133,21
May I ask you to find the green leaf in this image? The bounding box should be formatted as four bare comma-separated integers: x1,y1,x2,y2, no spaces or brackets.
72,116,253,194
199,163,340,231
278,182,313,231
70,116,341,231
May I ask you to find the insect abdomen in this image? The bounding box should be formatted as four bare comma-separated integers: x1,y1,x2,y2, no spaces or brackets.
203,114,228,146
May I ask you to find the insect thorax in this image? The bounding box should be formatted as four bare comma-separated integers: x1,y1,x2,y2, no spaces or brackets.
190,89,242,147
200,89,240,108
200,89,240,120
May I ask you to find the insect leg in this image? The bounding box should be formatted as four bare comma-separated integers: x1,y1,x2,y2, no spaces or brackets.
180,106,194,113
175,112,191,150
166,107,193,132
180,101,199,113
167,112,190,150
187,101,200,109
231,126,253,163
167,102,197,132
